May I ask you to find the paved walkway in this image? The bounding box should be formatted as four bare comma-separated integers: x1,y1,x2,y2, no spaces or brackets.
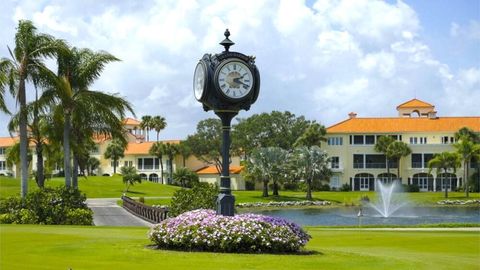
86,198,152,227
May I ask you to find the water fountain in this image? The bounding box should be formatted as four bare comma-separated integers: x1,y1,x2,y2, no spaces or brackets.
367,180,407,218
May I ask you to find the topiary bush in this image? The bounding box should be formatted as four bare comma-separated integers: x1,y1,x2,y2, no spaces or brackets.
149,209,311,253
0,186,93,225
168,182,219,217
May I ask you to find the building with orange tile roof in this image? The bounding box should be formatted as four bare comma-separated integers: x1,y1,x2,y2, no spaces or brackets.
196,165,245,190
1,118,241,186
325,99,479,192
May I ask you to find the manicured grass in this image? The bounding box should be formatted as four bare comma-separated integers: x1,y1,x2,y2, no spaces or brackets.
142,190,480,207
0,176,180,199
0,224,478,270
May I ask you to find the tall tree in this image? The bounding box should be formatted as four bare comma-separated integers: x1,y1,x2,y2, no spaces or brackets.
386,141,412,182
1,20,66,197
248,147,288,197
177,141,192,167
41,46,131,188
140,115,152,142
151,115,167,141
149,141,166,184
104,139,125,175
454,126,480,195
121,165,141,193
0,59,14,114
454,136,480,198
374,135,396,180
86,157,100,176
164,142,178,184
293,122,327,148
428,152,461,198
186,118,223,173
291,146,331,200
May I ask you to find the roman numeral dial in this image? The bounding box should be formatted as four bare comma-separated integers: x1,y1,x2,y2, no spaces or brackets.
216,60,253,100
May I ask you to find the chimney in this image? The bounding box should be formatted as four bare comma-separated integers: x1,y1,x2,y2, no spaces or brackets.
428,111,437,119
348,112,357,119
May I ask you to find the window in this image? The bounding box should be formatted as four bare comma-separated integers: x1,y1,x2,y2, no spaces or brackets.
365,135,375,145
124,161,133,167
412,153,433,168
418,177,428,191
327,137,343,145
90,146,99,154
442,136,455,144
365,154,386,168
330,156,340,169
110,161,119,167
330,176,340,189
137,158,160,170
353,154,364,168
353,135,364,145
0,147,5,155
423,154,433,167
0,161,6,170
410,137,427,144
360,178,369,190
420,137,427,144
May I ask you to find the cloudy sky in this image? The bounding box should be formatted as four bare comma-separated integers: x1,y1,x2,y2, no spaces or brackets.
1,0,479,140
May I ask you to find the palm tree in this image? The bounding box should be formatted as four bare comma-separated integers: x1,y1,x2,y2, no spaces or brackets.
40,46,131,188
374,135,395,180
149,141,166,184
140,115,152,142
386,141,412,183
104,139,125,175
121,165,141,193
173,167,198,188
293,122,327,147
454,137,480,198
87,157,100,176
0,59,13,114
177,141,192,167
164,142,178,184
1,20,66,197
291,146,331,200
428,152,462,198
151,115,167,141
455,127,480,195
249,147,289,197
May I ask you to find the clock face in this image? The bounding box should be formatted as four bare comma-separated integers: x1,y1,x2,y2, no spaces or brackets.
193,62,206,101
216,60,253,100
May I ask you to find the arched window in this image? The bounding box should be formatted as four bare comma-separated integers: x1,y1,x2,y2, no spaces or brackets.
149,173,159,183
354,173,374,191
412,173,433,191
139,173,147,181
377,173,397,184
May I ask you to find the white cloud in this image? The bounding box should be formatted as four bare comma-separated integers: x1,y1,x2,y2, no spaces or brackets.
0,0,478,139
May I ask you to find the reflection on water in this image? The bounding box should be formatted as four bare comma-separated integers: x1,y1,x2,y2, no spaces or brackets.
249,207,480,226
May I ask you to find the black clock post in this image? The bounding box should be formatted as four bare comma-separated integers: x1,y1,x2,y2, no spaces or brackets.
193,30,260,216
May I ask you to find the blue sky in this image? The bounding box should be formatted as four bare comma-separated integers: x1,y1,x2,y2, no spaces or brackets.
1,0,479,140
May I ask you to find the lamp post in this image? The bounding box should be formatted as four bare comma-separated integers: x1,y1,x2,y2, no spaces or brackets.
193,30,260,216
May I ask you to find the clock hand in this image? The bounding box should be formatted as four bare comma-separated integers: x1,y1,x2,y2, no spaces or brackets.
233,77,250,87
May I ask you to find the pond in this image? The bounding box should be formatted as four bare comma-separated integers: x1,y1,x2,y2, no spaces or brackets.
250,207,480,226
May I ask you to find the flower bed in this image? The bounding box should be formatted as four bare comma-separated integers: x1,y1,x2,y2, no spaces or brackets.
149,209,311,253
236,200,331,208
437,199,480,205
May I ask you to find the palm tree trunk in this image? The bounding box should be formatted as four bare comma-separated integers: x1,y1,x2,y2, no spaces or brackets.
159,159,164,184
36,142,45,188
156,132,159,142
306,178,313,200
262,179,269,197
465,161,469,198
397,158,401,184
272,180,279,196
19,78,28,198
113,159,117,174
72,155,79,189
63,113,72,188
169,158,173,184
386,158,391,182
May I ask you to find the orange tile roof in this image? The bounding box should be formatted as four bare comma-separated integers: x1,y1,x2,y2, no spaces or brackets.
196,165,244,175
396,98,434,109
124,140,182,155
0,137,17,147
327,117,480,133
123,118,141,126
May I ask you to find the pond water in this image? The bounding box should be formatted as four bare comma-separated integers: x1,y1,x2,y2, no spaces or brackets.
249,207,480,226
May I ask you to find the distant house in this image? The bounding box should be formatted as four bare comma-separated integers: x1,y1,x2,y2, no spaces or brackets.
196,165,245,190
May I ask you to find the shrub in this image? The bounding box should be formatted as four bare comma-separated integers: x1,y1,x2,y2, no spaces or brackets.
172,167,199,188
283,181,298,191
402,184,420,192
139,197,145,203
0,186,92,225
245,179,255,190
65,208,93,225
169,183,219,217
149,209,311,253
340,183,351,192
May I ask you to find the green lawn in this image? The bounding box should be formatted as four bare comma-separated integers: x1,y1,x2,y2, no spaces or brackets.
1,176,479,206
0,224,478,270
0,176,180,199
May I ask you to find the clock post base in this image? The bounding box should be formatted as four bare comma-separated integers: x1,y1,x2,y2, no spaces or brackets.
216,193,235,216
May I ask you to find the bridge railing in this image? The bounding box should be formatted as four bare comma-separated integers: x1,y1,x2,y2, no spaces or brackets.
121,196,169,224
